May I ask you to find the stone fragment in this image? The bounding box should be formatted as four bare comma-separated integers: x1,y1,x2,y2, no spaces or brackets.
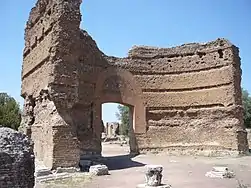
35,168,52,177
137,165,171,188
89,164,109,176
36,173,73,183
0,127,35,188
137,184,171,188
145,165,163,186
205,166,235,178
101,132,107,140
213,166,228,172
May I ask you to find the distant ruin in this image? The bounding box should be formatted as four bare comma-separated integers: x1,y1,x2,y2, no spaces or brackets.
20,0,249,169
104,122,120,137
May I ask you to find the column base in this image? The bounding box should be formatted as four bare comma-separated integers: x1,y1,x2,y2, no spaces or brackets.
136,184,171,188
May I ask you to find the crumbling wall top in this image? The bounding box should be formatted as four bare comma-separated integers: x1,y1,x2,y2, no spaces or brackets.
128,38,234,59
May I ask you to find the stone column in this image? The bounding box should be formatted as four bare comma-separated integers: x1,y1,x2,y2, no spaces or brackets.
137,165,171,188
145,165,163,186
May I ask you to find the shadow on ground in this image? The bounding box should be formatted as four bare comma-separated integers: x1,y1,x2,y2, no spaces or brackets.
99,154,145,170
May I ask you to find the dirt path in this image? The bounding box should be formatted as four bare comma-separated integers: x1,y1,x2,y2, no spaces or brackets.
84,143,251,188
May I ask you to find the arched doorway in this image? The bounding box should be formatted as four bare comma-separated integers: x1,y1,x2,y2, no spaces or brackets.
101,102,133,156
93,67,146,155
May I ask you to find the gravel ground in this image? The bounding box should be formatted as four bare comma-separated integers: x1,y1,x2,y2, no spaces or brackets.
37,143,251,188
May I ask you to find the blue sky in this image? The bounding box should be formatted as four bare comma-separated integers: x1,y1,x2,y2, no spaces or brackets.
0,0,250,123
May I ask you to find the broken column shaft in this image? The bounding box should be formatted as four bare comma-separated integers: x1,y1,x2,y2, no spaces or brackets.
137,165,171,188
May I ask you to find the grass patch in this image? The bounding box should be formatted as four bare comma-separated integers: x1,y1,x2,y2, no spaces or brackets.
37,173,93,188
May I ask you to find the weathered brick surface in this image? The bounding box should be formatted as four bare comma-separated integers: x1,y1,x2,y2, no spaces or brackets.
247,129,251,148
0,127,34,188
20,0,249,169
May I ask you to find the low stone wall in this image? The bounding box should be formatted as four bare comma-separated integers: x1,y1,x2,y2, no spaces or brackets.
0,127,35,188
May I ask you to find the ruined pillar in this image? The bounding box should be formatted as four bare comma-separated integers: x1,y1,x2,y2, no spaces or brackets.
21,0,82,169
137,165,171,188
145,165,163,186
129,105,139,154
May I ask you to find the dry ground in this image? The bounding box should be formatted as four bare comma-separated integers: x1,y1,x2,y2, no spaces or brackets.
38,143,251,188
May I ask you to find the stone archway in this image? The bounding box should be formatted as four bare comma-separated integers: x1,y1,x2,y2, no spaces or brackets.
93,67,146,154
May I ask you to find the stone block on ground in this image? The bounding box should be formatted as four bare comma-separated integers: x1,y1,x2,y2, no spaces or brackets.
55,167,79,174
36,173,73,183
205,166,235,178
35,168,52,177
89,164,109,176
137,164,172,187
136,184,171,188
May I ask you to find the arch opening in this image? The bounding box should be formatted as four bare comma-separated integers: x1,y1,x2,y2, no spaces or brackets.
101,102,135,156
92,67,146,158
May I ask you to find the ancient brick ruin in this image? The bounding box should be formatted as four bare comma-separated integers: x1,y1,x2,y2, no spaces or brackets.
0,127,35,188
20,0,249,169
104,122,120,137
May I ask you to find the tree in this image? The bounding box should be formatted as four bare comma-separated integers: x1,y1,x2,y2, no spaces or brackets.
242,88,251,128
0,93,21,130
116,105,130,136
